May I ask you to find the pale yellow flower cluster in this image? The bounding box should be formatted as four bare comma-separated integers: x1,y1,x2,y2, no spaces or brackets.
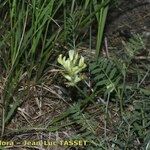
57,50,86,86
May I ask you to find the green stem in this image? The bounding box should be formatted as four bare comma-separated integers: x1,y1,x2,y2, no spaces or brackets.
74,83,96,109
74,84,87,99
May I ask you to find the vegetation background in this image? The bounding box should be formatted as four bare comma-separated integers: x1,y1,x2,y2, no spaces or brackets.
0,0,150,149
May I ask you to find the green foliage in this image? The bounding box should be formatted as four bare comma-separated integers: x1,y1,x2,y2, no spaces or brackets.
68,104,107,149
89,57,121,94
70,108,98,134
93,0,110,58
65,11,80,48
122,34,145,59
